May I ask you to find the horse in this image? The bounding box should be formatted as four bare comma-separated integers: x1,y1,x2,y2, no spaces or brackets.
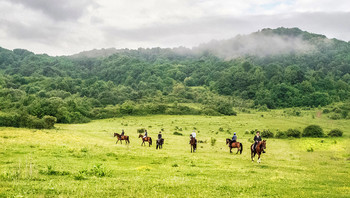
251,140,266,163
190,137,196,153
156,138,164,149
138,134,152,147
226,138,243,154
114,133,130,144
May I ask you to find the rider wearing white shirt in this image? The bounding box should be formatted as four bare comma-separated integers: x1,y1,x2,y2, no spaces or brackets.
191,130,196,138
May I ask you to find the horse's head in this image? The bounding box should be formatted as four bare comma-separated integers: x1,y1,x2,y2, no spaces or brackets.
226,138,230,145
114,133,119,137
138,134,143,138
262,140,267,150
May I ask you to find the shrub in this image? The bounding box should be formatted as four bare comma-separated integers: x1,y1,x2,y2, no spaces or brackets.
328,129,343,137
210,137,216,146
173,132,183,136
137,128,145,133
275,131,287,139
250,129,258,134
303,125,324,137
329,114,341,120
285,129,301,138
261,129,274,138
322,109,330,114
90,164,111,177
43,115,57,129
39,165,70,176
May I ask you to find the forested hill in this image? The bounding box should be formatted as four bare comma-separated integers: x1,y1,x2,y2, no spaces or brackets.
0,27,350,127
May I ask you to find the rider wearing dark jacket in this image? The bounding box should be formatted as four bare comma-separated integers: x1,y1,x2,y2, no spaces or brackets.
253,131,265,153
121,129,125,137
158,132,162,140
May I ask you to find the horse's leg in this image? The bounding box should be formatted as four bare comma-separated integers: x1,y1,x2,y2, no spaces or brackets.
230,147,232,153
257,153,261,163
116,139,119,144
236,147,239,154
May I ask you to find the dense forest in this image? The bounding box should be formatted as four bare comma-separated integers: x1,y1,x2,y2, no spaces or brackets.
0,27,350,128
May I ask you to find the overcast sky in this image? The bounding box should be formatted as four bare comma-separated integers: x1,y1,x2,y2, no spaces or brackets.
0,0,349,56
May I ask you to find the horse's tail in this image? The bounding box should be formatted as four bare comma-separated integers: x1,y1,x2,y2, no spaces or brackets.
240,143,243,154
127,136,130,143
150,137,152,145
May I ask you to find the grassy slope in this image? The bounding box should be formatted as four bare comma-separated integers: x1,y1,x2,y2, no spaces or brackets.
0,110,349,197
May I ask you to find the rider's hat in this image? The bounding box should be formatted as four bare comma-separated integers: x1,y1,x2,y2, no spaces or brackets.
159,131,161,133
234,132,236,135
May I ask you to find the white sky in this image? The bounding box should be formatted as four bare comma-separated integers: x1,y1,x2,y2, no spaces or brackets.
0,0,349,56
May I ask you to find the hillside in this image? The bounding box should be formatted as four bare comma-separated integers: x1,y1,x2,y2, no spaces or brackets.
0,27,350,127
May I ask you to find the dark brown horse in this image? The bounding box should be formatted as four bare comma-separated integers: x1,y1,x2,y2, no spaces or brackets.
156,138,164,149
138,134,152,147
114,133,130,144
251,140,266,163
190,137,196,153
226,138,243,154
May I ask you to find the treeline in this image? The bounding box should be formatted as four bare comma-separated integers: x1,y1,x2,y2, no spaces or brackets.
0,27,350,128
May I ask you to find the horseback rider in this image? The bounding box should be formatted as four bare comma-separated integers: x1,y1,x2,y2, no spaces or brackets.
231,132,237,143
253,131,265,153
121,129,125,138
191,130,197,145
143,129,148,139
158,131,162,141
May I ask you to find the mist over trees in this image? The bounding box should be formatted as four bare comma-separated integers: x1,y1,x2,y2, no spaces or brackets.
0,27,349,127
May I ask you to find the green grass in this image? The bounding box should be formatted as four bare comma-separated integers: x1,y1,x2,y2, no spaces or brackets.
1,110,349,197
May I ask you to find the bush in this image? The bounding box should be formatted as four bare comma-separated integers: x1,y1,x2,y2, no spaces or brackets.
285,129,301,138
322,109,330,114
329,114,341,120
210,137,216,146
250,129,258,134
173,132,183,136
275,131,287,139
90,164,111,177
137,128,145,133
261,129,274,138
328,129,343,137
43,115,57,129
303,125,324,137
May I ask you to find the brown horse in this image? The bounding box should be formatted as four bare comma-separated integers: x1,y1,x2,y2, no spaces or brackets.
190,137,196,153
251,140,266,163
114,133,130,144
226,139,243,154
138,134,152,147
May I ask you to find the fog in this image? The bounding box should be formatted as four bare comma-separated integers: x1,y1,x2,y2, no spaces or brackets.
193,32,318,59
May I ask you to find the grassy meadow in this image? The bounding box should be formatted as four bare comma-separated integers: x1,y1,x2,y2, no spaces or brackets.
1,109,349,197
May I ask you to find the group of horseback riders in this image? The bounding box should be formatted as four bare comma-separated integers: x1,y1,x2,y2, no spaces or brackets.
116,129,265,154
228,130,265,153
